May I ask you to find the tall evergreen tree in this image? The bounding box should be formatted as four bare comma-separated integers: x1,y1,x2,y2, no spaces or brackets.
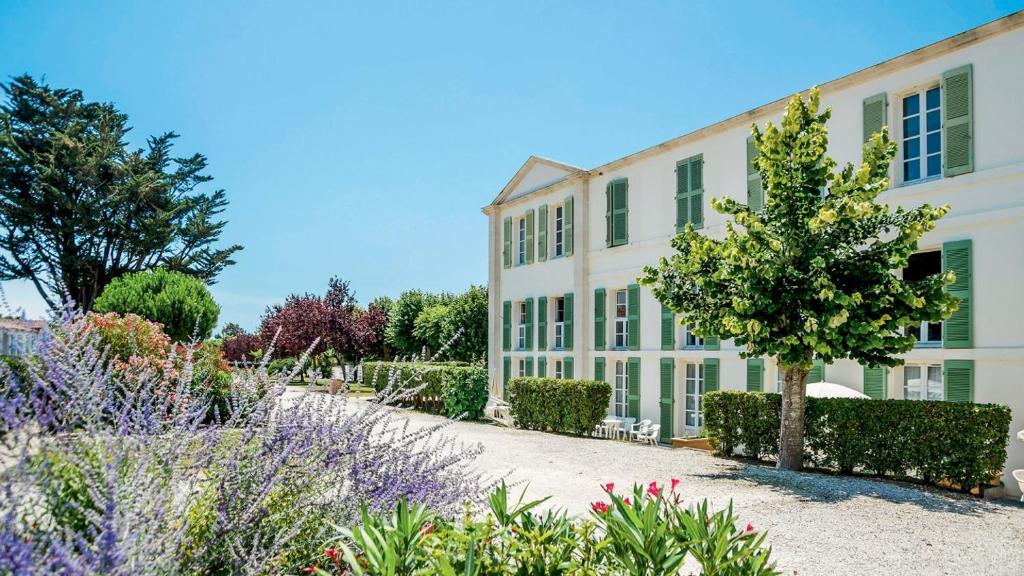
642,89,958,470
0,75,241,311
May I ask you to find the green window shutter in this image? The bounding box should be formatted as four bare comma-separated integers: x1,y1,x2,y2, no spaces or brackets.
564,196,574,256
502,300,512,351
605,183,613,248
688,156,703,229
525,356,534,377
594,356,606,382
627,283,640,351
563,356,574,379
808,359,825,384
660,304,675,350
537,296,548,351
704,358,720,392
943,359,974,403
610,179,629,247
703,332,720,351
942,64,974,177
594,288,606,351
525,298,535,350
862,365,887,400
563,292,574,351
627,357,641,419
943,239,973,348
502,356,511,400
537,204,548,262
862,92,888,144
746,358,764,392
659,358,674,442
502,216,512,269
525,209,535,264
675,158,689,232
746,136,764,212
538,356,547,378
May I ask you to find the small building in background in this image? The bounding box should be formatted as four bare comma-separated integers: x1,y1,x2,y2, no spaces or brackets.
0,318,45,357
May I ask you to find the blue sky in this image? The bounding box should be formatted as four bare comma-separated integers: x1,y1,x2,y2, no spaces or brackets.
1,0,1020,330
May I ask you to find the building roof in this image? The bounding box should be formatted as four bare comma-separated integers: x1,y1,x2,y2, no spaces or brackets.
485,10,1024,210
0,318,46,333
487,155,588,209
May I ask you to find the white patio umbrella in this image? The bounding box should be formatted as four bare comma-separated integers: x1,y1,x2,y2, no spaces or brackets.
805,381,869,399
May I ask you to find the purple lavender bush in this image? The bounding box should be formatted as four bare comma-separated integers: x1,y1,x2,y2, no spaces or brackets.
0,307,488,575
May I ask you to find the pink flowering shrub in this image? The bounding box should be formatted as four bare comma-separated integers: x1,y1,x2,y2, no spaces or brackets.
320,479,778,576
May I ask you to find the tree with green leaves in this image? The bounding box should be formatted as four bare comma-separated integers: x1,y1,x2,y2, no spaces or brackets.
641,89,958,471
0,75,242,311
93,268,220,342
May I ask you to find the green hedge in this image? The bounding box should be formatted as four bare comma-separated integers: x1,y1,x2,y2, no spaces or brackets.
703,391,1012,493
362,361,486,419
508,377,611,435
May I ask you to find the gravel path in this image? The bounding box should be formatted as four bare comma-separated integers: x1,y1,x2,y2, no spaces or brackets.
378,404,1024,576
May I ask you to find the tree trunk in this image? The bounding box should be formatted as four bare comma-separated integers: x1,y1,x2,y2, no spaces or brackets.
778,363,810,471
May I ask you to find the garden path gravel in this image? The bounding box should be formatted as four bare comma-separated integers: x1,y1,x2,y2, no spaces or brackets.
368,402,1024,576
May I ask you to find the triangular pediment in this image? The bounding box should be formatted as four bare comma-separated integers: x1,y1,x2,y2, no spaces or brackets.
490,156,585,206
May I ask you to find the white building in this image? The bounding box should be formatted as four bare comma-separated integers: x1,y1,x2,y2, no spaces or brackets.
483,13,1024,494
0,318,44,357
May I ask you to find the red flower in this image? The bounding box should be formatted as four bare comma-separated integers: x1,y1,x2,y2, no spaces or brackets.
746,523,755,532
302,568,316,574
603,482,615,493
421,522,436,536
647,481,661,497
591,501,609,514
670,478,680,492
324,547,339,560
624,497,632,505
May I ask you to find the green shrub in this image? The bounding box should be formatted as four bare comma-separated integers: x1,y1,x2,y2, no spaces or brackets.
323,481,778,576
508,377,611,435
439,365,488,420
361,361,486,419
94,268,220,342
703,391,1012,493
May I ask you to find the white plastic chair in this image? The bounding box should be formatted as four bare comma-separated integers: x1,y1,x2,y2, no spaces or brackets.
629,419,652,441
1013,469,1024,502
636,424,661,446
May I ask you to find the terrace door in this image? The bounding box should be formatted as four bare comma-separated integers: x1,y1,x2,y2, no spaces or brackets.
679,362,705,436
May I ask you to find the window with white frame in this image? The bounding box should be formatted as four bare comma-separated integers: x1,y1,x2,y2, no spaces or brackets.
554,359,563,379
684,363,705,429
614,290,628,349
614,361,628,417
682,324,703,349
903,364,942,401
517,302,527,349
902,87,942,183
518,358,527,378
517,218,527,265
554,205,564,257
903,251,942,346
554,297,565,349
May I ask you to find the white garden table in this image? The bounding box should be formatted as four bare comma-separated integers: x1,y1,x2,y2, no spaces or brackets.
603,418,623,440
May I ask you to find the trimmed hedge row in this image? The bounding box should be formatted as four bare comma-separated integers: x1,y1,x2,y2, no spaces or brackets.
362,361,487,419
508,377,611,435
703,391,1012,493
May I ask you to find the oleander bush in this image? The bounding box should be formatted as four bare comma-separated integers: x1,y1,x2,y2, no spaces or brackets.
316,480,778,576
0,307,487,575
508,377,611,435
703,391,1011,493
361,361,486,419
